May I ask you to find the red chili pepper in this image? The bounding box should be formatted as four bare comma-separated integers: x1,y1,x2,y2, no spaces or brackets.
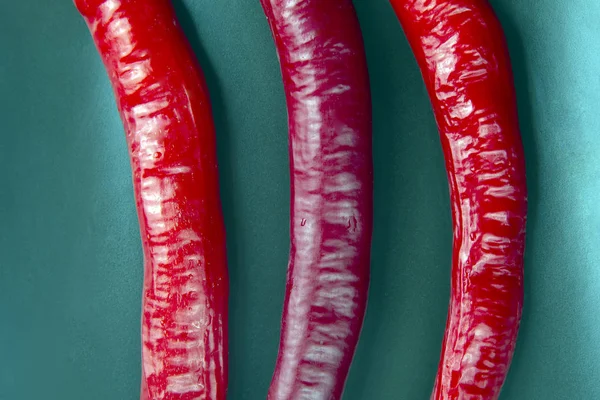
259,1,373,399
389,1,527,399
74,1,228,399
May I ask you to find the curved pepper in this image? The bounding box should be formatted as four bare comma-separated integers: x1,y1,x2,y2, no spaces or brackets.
260,1,373,399
74,1,229,399
389,1,528,399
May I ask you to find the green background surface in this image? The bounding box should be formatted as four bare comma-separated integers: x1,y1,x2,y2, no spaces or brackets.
1,0,599,399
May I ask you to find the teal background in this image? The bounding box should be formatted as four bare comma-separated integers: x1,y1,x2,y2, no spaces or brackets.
1,0,599,399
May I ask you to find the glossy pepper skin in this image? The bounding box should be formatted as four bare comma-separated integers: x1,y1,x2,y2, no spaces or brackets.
260,1,373,399
389,1,527,399
74,1,228,399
